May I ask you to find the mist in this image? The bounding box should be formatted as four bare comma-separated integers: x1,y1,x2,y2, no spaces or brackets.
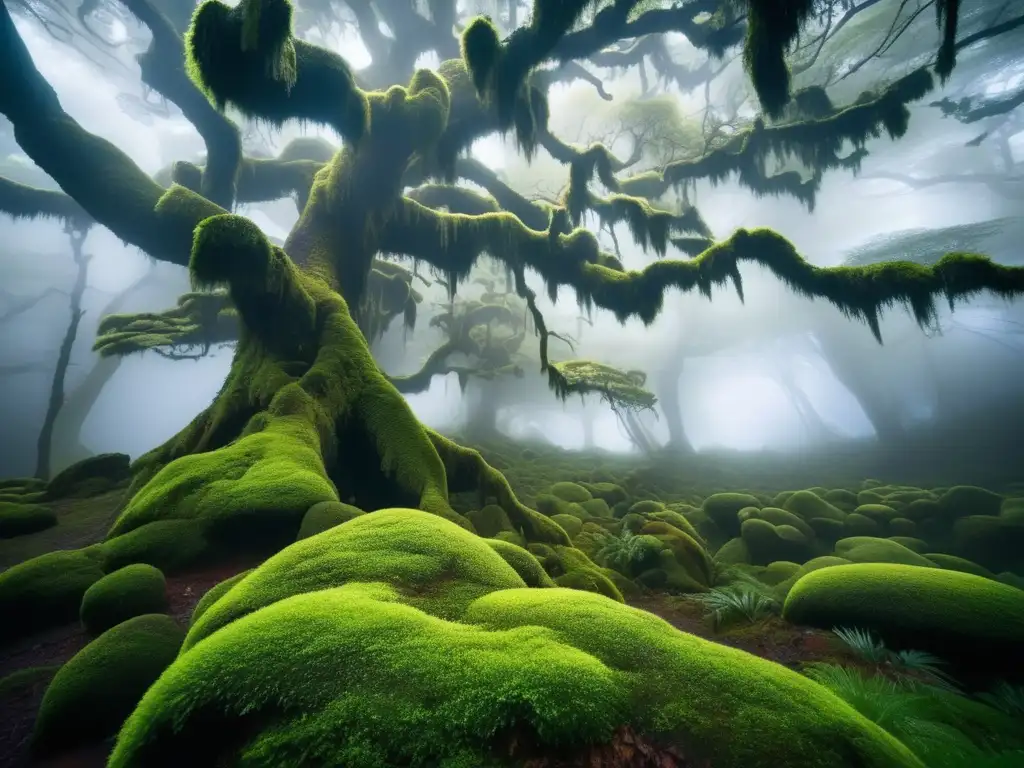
2,2,1023,483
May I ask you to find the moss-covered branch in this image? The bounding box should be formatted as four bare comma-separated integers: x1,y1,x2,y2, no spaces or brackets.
185,0,369,143
118,0,243,207
93,291,239,357
0,175,91,227
0,3,225,267
385,199,1024,343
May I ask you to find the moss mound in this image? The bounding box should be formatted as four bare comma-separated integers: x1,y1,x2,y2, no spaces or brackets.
486,539,555,588
0,549,106,643
101,518,211,574
297,500,365,539
783,563,1024,683
191,570,253,626
185,508,526,650
80,563,169,635
0,501,57,538
111,583,920,768
45,452,131,500
33,613,184,755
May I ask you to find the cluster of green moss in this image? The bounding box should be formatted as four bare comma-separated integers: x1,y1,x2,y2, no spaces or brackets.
103,508,921,767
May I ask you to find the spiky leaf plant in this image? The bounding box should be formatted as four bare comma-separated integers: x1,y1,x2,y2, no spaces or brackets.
693,584,779,630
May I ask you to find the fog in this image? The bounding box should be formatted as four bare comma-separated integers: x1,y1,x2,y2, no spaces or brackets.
2,5,1023,480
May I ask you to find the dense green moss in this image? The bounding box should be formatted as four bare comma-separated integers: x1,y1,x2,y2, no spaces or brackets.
0,549,105,643
100,519,211,574
296,500,365,539
702,492,761,536
0,501,56,538
111,580,921,768
33,614,184,755
45,452,131,500
191,570,253,626
784,563,1024,682
833,536,934,567
485,539,555,588
185,509,526,650
80,563,169,635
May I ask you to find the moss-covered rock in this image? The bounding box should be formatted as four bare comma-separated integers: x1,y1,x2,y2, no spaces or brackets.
833,536,934,567
713,537,751,566
187,509,527,650
33,614,184,755
888,517,917,537
551,513,583,538
0,549,106,643
853,504,900,522
580,481,628,506
822,489,858,511
80,563,168,635
843,512,881,537
784,490,846,523
638,521,713,591
109,584,921,768
628,499,664,516
702,492,761,536
952,515,1024,574
548,481,592,503
773,556,852,598
783,563,1024,683
938,485,1003,520
486,539,555,588
886,536,928,554
0,501,57,538
45,452,131,500
297,500,365,539
741,518,812,566
925,553,995,580
579,497,611,518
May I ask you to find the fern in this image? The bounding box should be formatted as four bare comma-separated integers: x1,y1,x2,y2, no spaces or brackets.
831,627,959,691
693,584,779,630
833,626,889,663
978,682,1024,718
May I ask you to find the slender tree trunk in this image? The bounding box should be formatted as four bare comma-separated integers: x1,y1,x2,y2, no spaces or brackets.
656,362,693,452
36,229,91,479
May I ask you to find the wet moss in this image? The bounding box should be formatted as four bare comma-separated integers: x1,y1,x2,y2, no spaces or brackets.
79,563,169,635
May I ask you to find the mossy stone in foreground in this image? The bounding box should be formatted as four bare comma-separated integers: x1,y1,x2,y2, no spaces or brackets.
190,569,253,626
783,563,1024,682
33,614,184,755
80,563,169,634
0,549,105,643
486,539,555,588
110,584,920,768
296,500,365,540
184,509,526,650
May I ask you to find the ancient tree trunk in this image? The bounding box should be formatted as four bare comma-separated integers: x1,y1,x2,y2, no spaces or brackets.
655,363,693,453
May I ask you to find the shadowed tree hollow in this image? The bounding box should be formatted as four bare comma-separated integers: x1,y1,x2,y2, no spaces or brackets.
1,0,1023,551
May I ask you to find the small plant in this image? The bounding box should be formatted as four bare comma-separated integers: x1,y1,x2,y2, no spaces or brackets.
596,531,663,577
977,682,1024,718
693,584,779,630
832,626,889,663
832,627,958,691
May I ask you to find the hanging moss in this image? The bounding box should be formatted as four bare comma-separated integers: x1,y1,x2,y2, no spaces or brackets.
185,0,368,142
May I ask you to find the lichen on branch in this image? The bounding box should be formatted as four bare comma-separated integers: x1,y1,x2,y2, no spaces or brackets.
93,292,239,358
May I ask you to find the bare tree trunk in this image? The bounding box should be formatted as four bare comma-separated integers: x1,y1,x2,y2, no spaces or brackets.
35,229,90,479
655,363,694,453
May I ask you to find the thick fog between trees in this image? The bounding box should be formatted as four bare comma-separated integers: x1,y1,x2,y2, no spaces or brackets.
1,0,1022,484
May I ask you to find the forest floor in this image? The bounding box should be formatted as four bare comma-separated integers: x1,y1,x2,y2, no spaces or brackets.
0,441,884,768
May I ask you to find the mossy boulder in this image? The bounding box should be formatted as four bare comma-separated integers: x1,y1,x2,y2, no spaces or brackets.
833,537,934,567
579,498,611,518
33,614,184,755
822,489,858,511
952,515,1024,574
186,509,527,650
741,518,812,566
628,499,664,516
0,501,57,538
297,501,365,539
783,563,1024,683
888,518,917,537
843,512,881,537
486,539,555,588
856,490,885,506
0,549,106,643
109,584,922,768
548,481,592,503
580,482,628,506
938,485,1003,520
551,513,583,539
638,521,713,591
853,504,900,522
924,553,995,580
80,563,168,635
784,491,846,523
903,498,943,521
773,556,852,598
702,493,761,536
45,452,131,500
713,537,751,565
